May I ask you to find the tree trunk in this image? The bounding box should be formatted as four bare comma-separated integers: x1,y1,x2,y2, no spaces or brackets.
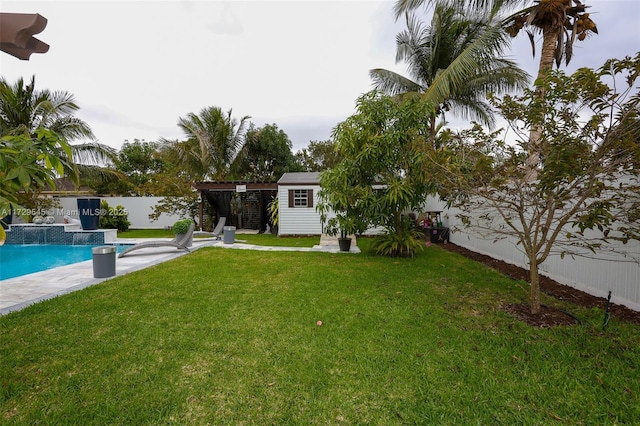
537,26,559,77
529,257,542,315
429,114,437,146
525,25,560,181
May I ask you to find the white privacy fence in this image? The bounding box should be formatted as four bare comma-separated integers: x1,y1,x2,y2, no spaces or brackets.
422,195,640,312
55,197,182,229
450,224,639,312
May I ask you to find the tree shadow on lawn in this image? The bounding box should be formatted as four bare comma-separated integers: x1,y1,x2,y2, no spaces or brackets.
439,242,640,328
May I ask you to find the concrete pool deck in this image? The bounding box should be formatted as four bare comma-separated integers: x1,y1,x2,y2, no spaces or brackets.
0,233,359,315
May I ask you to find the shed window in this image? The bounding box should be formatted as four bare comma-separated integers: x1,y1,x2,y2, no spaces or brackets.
288,189,314,208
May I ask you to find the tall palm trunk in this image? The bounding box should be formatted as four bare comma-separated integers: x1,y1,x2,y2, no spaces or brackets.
525,8,569,180
429,114,437,146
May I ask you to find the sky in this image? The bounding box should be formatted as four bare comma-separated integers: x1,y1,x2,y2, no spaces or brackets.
1,0,639,153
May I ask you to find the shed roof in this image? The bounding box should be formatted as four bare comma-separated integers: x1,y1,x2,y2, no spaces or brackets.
278,172,321,185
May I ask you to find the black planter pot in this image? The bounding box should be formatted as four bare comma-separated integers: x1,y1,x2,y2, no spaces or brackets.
77,198,101,230
338,238,352,252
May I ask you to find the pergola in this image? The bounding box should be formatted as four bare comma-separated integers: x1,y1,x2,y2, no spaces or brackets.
193,181,278,232
0,13,49,60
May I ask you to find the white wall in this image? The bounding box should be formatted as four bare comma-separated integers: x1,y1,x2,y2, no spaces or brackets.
445,205,640,312
278,186,323,235
55,197,182,229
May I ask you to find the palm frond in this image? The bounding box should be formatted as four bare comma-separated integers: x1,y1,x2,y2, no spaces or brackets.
446,94,496,128
370,69,425,95
394,0,530,21
175,107,251,180
374,3,530,135
71,142,117,166
422,17,517,106
75,164,125,182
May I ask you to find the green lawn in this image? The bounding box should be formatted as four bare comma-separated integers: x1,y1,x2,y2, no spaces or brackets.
236,233,319,247
118,229,319,248
1,241,638,424
118,228,175,238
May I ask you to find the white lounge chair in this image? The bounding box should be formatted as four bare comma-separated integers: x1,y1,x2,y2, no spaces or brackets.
118,223,195,258
193,217,226,240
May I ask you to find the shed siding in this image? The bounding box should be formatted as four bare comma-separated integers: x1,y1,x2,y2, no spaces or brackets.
278,185,322,235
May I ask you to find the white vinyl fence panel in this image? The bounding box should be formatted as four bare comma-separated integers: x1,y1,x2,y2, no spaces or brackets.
55,197,182,229
445,206,640,312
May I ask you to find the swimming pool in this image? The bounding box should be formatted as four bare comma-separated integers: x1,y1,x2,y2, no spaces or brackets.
0,244,128,280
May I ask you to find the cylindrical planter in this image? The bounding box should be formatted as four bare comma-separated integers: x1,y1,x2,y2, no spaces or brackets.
175,233,194,247
92,246,116,278
338,238,352,252
223,226,236,244
77,198,101,230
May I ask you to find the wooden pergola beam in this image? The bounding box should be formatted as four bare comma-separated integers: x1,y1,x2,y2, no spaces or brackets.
192,181,278,191
0,13,49,60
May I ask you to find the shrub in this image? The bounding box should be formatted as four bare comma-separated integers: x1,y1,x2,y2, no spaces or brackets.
371,217,424,257
98,200,130,232
172,219,194,235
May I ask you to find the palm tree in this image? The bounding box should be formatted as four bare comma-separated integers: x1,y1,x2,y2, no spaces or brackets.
395,0,597,75
394,0,598,172
171,106,250,181
0,76,117,185
371,5,530,144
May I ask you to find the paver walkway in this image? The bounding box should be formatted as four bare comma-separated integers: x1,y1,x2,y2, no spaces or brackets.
0,234,359,315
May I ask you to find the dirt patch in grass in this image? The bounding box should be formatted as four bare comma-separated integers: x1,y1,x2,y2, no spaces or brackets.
502,303,581,328
439,242,640,327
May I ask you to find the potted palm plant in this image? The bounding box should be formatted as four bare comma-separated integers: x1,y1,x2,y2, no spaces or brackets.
323,214,357,252
172,219,194,247
317,168,367,252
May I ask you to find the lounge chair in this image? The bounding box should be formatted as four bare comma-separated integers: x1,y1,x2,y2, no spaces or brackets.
193,217,226,240
118,223,195,258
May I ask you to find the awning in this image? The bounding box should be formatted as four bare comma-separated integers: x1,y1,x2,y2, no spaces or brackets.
0,13,49,60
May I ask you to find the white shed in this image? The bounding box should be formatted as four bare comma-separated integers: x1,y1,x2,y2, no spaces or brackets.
277,172,322,236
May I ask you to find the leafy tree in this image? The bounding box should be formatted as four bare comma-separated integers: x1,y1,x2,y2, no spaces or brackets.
318,92,435,256
0,130,73,218
235,123,301,181
115,140,165,186
169,106,250,181
435,55,640,314
92,139,167,195
146,142,201,224
148,191,200,225
295,140,342,171
0,76,118,206
371,4,529,143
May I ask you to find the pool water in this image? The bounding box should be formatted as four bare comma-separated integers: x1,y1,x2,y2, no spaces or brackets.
0,244,127,280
